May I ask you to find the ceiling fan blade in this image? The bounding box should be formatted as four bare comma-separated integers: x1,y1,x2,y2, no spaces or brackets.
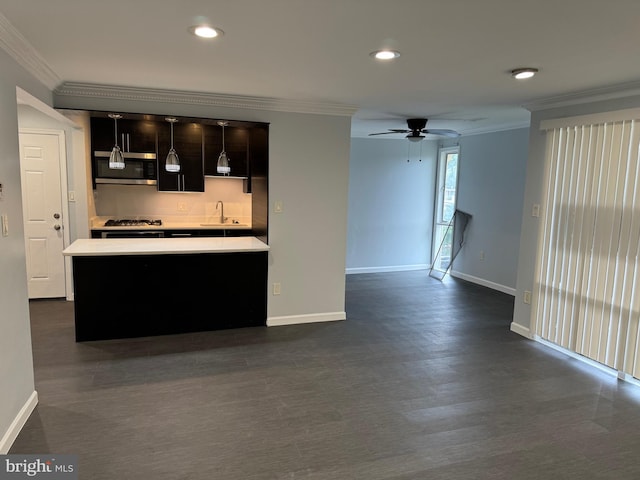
423,129,460,138
368,130,408,136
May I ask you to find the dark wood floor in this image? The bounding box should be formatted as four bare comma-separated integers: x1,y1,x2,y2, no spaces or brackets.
11,272,640,479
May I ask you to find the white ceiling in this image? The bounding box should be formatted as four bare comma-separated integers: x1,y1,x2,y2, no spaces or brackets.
2,0,640,138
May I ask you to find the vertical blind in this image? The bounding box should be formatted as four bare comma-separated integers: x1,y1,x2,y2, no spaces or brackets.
534,114,640,378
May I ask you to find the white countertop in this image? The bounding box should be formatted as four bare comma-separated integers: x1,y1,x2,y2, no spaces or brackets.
63,237,269,256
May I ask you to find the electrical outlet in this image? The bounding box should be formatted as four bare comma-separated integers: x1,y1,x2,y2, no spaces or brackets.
273,282,281,295
274,201,283,213
523,290,532,305
177,201,188,212
480,250,485,261
1,214,8,237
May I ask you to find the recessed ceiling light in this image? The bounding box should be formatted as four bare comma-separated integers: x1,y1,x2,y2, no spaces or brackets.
511,68,539,79
189,25,224,39
370,50,401,60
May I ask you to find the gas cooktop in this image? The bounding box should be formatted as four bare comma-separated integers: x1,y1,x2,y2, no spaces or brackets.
104,219,162,227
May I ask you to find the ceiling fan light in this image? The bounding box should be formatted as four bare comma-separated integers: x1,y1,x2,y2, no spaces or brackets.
370,50,400,60
407,135,424,143
511,67,538,79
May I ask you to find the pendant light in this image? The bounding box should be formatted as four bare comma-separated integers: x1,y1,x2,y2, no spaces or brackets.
217,121,230,175
108,113,125,169
165,117,180,173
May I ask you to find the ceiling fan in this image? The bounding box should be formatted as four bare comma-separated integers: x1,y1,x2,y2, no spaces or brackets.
369,118,460,142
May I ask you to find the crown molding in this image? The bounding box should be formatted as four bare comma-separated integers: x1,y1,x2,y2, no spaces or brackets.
525,80,640,112
0,12,61,89
54,82,358,117
458,120,531,136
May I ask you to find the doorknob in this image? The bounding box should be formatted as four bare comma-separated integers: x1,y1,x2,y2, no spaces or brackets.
54,224,61,231
53,213,60,219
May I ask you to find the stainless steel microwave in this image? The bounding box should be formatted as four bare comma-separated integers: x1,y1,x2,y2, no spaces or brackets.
94,151,157,186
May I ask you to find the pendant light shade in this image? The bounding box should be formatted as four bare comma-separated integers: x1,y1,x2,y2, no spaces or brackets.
165,117,180,173
217,121,230,175
108,114,125,169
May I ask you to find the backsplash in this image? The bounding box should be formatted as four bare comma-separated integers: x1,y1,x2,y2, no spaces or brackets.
93,177,252,224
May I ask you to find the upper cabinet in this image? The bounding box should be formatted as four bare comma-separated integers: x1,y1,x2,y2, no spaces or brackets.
247,125,269,237
203,124,249,178
90,117,157,154
157,121,204,192
88,111,268,196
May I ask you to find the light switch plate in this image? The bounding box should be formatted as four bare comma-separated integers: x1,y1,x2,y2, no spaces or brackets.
532,204,540,217
1,214,8,237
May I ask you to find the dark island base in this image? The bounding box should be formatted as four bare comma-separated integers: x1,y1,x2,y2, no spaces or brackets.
72,251,267,341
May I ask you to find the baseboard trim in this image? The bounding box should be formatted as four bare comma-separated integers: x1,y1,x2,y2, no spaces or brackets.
267,311,346,327
0,391,38,454
346,264,429,275
510,322,532,339
450,270,516,296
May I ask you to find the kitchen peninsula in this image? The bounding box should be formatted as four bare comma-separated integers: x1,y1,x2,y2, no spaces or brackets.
63,237,269,341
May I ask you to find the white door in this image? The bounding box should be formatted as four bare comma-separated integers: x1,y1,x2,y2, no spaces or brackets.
19,132,66,298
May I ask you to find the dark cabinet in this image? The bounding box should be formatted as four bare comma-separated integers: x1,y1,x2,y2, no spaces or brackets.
164,229,225,237
157,122,204,192
92,229,252,238
244,125,269,194
72,251,268,341
121,119,158,152
203,124,249,178
90,117,157,154
163,230,204,238
247,125,269,240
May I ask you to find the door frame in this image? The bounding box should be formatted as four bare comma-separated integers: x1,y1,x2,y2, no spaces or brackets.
19,128,72,299
431,145,460,270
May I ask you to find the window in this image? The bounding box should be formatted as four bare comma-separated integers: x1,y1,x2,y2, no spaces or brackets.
432,146,459,272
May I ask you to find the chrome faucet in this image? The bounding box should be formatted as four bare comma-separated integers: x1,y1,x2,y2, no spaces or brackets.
216,201,227,224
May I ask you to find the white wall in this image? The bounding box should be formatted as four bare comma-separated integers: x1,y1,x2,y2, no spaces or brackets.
347,129,528,294
0,48,50,452
443,128,529,294
53,94,352,323
347,137,437,272
513,94,640,333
